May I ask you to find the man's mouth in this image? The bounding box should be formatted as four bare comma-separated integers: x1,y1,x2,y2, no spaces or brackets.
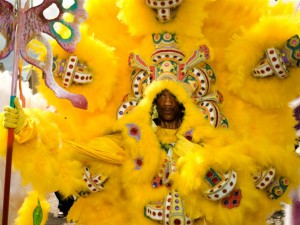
162,108,175,112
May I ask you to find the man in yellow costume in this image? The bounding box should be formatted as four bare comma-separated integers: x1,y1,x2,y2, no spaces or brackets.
2,30,300,225
2,0,300,225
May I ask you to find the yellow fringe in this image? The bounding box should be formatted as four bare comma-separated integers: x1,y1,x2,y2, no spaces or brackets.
67,135,127,164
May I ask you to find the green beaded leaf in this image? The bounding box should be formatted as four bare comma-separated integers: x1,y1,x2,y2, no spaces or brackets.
33,199,43,225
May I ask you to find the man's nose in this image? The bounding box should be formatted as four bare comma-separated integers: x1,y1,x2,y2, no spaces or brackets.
163,96,174,106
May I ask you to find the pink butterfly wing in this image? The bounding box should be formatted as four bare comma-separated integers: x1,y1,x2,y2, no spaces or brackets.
25,0,87,52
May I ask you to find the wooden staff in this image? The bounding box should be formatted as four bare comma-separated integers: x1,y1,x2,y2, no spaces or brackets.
2,1,21,224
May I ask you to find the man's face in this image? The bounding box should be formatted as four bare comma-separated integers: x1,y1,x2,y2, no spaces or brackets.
156,90,181,122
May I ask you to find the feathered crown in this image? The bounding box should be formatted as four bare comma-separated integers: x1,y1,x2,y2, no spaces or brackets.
117,32,228,128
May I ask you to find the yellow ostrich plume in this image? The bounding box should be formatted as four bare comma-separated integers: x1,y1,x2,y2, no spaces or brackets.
26,25,124,137
225,15,300,109
41,25,118,112
84,0,134,45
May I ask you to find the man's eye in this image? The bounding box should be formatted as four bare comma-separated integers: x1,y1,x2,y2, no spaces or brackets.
157,94,165,99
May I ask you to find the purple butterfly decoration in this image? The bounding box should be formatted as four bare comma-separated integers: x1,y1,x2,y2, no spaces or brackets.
0,0,88,109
